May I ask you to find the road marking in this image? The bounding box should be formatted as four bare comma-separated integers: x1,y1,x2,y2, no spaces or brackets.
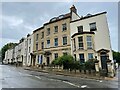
81,85,87,88
11,87,14,88
35,76,41,79
99,80,103,82
19,72,22,75
62,81,80,88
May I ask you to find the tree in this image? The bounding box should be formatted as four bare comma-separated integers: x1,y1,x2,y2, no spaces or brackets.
0,43,18,63
112,50,120,64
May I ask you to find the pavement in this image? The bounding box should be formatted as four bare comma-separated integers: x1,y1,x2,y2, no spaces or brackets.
24,66,118,81
1,65,119,88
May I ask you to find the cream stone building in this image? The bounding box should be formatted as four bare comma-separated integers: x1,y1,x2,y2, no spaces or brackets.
32,6,77,66
32,5,114,74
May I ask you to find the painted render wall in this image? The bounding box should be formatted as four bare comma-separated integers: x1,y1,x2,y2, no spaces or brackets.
27,34,34,66
70,13,113,61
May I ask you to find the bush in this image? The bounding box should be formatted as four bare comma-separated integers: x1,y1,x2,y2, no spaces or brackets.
84,59,95,70
51,55,74,70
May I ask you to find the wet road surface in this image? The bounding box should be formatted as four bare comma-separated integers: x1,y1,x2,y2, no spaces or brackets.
1,65,119,88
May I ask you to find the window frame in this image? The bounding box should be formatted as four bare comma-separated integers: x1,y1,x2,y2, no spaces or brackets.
87,36,92,49
88,53,93,60
54,53,58,59
62,23,67,31
79,53,85,63
78,36,84,49
89,22,97,31
63,36,67,45
41,32,44,38
36,42,38,50
54,38,58,47
36,34,39,41
54,26,58,33
41,42,44,49
47,28,50,36
47,39,50,48
77,26,83,33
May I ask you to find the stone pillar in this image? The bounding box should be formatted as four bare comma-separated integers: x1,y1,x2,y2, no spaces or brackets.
107,61,114,77
95,63,99,72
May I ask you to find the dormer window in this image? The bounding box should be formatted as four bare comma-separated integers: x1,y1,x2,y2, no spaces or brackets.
89,22,97,31
59,15,64,19
50,17,56,22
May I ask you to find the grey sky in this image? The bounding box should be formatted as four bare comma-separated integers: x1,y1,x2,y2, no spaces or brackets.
1,2,118,51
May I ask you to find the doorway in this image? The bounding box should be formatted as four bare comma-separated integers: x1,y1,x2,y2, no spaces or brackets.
46,57,50,66
100,52,108,72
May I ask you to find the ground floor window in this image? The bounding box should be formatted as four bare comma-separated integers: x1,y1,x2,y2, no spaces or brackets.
74,54,76,61
79,54,85,63
63,52,68,56
54,53,58,59
88,53,93,60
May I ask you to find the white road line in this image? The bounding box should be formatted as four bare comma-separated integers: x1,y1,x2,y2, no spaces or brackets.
81,85,87,88
99,80,103,82
62,81,80,88
11,87,14,88
35,76,41,79
19,72,22,75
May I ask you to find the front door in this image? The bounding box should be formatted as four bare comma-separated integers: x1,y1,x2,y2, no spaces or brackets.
101,56,107,70
33,57,36,66
100,52,108,73
47,57,50,66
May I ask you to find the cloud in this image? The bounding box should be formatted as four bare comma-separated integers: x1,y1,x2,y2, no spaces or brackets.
2,15,23,27
0,38,18,49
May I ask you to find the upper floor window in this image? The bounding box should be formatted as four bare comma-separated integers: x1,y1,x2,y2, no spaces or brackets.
47,40,50,48
87,36,92,49
36,42,38,50
29,47,30,53
54,38,58,47
89,22,97,31
62,23,67,31
63,36,67,45
41,42,44,49
47,28,50,35
88,53,93,60
29,39,31,44
77,26,83,33
41,32,44,38
78,36,84,49
36,34,39,41
54,53,58,59
73,38,76,51
54,26,58,33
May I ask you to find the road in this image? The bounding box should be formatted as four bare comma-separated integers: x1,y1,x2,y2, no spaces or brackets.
0,65,119,88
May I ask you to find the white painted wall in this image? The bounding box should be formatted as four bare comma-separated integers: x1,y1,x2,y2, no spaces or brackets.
27,34,34,66
71,12,80,21
70,13,113,60
23,38,27,66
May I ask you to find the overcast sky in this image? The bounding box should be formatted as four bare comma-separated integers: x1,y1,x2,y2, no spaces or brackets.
0,2,118,51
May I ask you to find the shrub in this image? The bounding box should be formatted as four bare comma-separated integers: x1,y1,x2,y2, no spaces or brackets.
84,59,95,70
51,55,74,70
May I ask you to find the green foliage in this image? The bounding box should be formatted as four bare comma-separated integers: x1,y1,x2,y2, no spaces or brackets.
51,55,74,69
0,43,18,62
112,50,120,64
84,59,95,70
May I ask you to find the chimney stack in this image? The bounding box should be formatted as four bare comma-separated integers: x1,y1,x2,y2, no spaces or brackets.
70,5,77,14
